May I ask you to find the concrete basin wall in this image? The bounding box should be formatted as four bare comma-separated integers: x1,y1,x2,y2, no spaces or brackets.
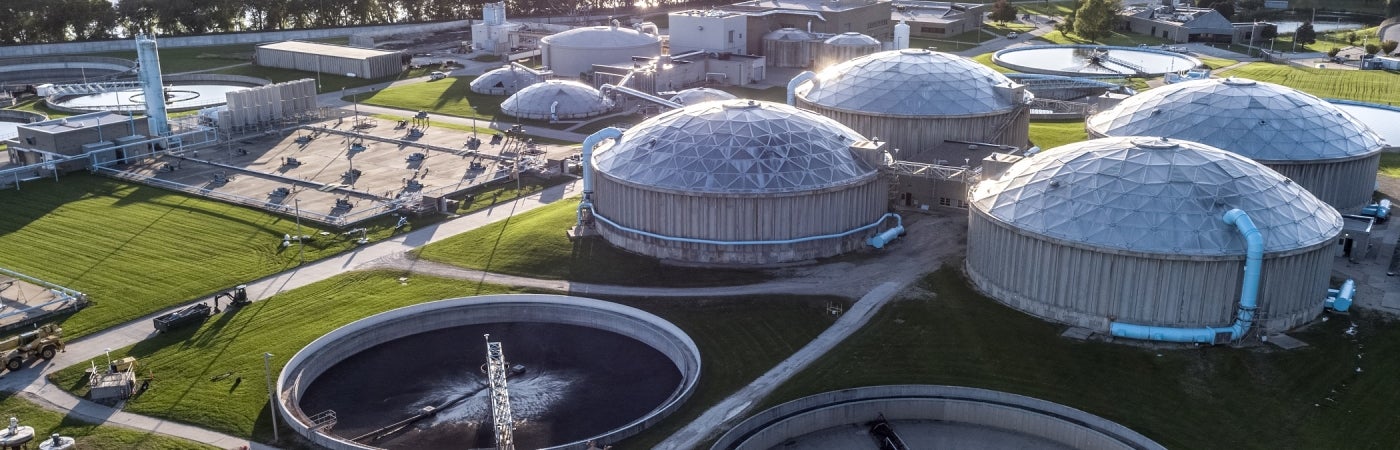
277,294,702,450
712,385,1164,450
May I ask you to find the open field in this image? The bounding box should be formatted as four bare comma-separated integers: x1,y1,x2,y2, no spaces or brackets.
356,76,497,120
50,271,842,446
414,198,770,287
0,395,213,449
1028,120,1088,150
1217,62,1400,102
761,268,1400,449
0,174,420,338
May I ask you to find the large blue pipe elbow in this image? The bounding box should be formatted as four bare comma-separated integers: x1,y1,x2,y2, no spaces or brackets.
866,214,904,249
1327,279,1356,312
578,128,624,227
787,71,815,106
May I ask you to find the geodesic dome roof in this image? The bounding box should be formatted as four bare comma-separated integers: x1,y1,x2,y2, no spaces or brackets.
971,136,1341,256
594,100,877,194
668,88,737,106
1087,78,1385,162
764,28,816,41
501,80,613,119
469,66,542,95
541,26,660,48
824,32,880,47
797,49,1028,117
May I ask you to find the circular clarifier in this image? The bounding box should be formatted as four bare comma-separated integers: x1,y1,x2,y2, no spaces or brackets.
278,294,701,450
993,45,1200,76
50,84,251,112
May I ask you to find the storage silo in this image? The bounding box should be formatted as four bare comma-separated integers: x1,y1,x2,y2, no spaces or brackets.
501,80,614,121
1086,77,1385,212
584,100,898,266
540,24,662,77
762,28,817,68
668,87,737,106
816,32,881,70
966,137,1342,343
469,64,545,95
793,48,1031,160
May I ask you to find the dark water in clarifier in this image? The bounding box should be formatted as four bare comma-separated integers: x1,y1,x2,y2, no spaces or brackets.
298,322,682,449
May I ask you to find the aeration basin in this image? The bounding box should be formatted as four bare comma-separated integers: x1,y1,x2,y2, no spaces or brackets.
993,45,1200,76
278,294,701,450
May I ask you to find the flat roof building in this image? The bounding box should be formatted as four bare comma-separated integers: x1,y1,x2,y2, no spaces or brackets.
890,1,988,39
255,41,404,79
720,0,894,60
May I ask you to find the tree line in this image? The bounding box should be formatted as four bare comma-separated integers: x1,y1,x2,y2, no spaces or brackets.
0,0,723,45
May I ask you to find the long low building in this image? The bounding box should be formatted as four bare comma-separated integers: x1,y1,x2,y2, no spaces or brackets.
255,41,404,80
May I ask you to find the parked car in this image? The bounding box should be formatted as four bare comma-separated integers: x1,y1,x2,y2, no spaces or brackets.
429,71,448,80
1007,32,1019,39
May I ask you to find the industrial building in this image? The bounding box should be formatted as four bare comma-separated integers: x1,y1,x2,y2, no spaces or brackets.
469,63,548,96
584,100,896,266
966,137,1342,341
668,9,751,55
1119,5,1234,43
592,51,766,95
254,41,404,80
815,32,881,70
5,112,149,172
718,0,894,59
1087,78,1386,212
500,80,614,121
890,1,988,39
540,23,662,78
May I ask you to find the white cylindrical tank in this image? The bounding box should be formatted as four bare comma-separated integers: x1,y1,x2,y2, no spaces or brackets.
894,20,910,50
967,136,1342,334
540,26,662,77
762,28,816,68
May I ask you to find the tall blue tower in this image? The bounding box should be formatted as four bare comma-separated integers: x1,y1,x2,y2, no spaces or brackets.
135,34,169,137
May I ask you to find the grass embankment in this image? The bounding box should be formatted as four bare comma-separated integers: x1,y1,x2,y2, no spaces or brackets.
0,174,420,338
356,76,497,120
1028,120,1088,150
1218,62,1400,103
1380,153,1400,178
1036,30,1175,47
415,199,770,287
5,98,73,120
971,52,1016,73
911,29,994,53
87,43,258,74
451,174,572,216
763,268,1400,449
1196,55,1240,70
0,396,212,449
51,271,842,446
50,272,525,442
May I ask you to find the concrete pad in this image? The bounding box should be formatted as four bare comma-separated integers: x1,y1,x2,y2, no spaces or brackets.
1266,333,1309,350
1060,327,1094,341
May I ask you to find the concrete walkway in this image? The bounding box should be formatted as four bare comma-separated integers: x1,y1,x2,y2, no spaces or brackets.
655,282,904,450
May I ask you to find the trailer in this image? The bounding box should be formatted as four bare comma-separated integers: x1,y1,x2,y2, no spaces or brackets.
152,303,211,332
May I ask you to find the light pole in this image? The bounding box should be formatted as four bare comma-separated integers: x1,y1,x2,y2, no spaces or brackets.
294,198,303,265
263,352,279,443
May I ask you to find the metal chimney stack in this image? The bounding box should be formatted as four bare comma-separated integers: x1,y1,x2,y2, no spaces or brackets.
136,35,169,137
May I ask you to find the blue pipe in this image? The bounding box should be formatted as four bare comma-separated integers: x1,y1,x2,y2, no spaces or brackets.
578,127,624,228
1325,279,1356,312
1361,199,1390,222
786,71,815,106
1109,209,1262,344
867,215,904,249
592,212,903,247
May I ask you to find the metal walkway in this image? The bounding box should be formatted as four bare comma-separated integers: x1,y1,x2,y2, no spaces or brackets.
43,81,142,96
485,334,516,450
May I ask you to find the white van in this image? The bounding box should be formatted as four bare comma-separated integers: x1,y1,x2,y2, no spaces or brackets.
429,71,448,80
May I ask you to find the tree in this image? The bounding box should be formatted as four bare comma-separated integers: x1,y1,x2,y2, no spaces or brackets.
1348,31,1358,45
1328,47,1341,57
1295,21,1316,46
1366,43,1381,55
1384,40,1399,55
989,0,1019,23
1073,0,1121,43
1260,24,1277,40
1202,0,1235,20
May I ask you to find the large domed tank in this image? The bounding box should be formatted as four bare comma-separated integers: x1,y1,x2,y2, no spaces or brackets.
469,65,544,95
762,28,817,68
966,136,1341,335
794,48,1031,161
816,32,881,70
668,87,737,106
591,100,891,266
540,25,661,77
1086,77,1385,211
501,80,613,121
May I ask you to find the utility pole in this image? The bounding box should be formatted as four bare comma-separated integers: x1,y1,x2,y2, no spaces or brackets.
295,198,304,265
263,352,280,443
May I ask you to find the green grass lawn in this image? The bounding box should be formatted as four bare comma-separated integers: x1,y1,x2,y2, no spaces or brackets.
0,174,425,338
451,174,573,216
1036,30,1175,47
211,65,436,94
910,29,994,52
86,43,257,74
0,396,213,449
5,98,71,120
762,268,1400,449
356,76,498,120
1017,0,1078,17
50,271,841,446
1380,153,1400,178
415,198,771,287
1028,120,1088,150
1217,62,1400,103
1196,55,1240,70
971,52,1016,73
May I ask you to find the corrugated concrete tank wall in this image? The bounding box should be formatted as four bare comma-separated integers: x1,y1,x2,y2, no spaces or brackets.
254,41,404,79
795,49,1030,158
816,32,881,70
278,294,701,450
966,137,1342,334
713,385,1165,450
762,28,817,68
541,26,661,77
1086,77,1385,212
591,100,890,266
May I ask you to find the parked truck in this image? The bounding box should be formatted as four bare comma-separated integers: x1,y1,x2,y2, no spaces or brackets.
0,324,64,371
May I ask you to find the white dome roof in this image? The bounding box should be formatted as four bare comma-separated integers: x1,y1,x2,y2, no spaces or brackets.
797,49,1027,116
668,88,737,106
501,80,613,119
594,100,877,194
764,28,816,41
972,136,1341,256
469,66,541,95
824,32,879,46
541,26,660,48
1087,78,1385,162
